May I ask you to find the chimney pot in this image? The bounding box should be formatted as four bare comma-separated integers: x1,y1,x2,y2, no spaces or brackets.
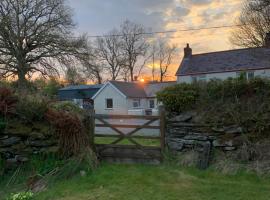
184,43,192,58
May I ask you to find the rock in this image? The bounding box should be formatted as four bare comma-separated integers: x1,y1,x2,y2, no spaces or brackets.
6,123,32,136
213,139,233,147
0,135,8,140
224,125,243,134
27,139,56,147
183,134,208,141
0,137,21,147
167,138,184,151
40,146,59,153
212,127,225,133
29,132,46,140
80,170,86,177
15,155,29,162
169,113,193,122
224,146,236,151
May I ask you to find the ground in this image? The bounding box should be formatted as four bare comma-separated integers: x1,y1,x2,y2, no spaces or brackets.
32,163,270,200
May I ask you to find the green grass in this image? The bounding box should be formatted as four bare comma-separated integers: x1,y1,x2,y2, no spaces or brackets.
32,163,270,200
95,137,160,146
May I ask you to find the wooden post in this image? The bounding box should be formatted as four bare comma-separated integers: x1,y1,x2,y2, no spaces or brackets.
83,102,95,151
159,105,166,156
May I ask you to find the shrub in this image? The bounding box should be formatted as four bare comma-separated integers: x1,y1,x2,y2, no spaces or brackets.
157,83,200,112
50,101,83,115
0,87,17,118
6,192,33,200
16,95,48,122
45,109,89,157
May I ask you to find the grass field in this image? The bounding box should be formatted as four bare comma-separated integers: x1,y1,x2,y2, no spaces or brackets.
32,163,270,200
94,137,160,146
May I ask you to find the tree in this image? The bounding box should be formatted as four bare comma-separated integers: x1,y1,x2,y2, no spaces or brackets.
120,20,149,81
95,30,124,80
152,39,177,82
0,0,87,88
230,0,270,47
65,66,85,85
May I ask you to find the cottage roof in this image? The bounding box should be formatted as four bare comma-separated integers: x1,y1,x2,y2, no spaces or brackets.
109,81,176,98
176,47,270,76
59,84,103,91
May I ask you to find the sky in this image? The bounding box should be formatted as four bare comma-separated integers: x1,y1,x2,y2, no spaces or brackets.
68,0,244,80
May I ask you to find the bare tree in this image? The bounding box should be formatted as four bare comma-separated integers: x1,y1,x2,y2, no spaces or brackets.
0,0,87,88
153,39,177,82
95,30,124,80
65,66,86,85
230,0,270,47
120,20,149,81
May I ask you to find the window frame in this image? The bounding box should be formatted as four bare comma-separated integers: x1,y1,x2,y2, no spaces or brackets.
149,99,155,109
105,98,113,109
132,99,141,108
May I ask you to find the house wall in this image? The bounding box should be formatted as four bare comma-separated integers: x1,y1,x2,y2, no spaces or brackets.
177,69,270,83
94,84,128,115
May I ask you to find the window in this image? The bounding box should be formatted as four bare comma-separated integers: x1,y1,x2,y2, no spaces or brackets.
149,99,155,109
191,76,197,83
133,99,141,108
191,75,206,83
248,71,254,79
198,75,206,82
236,71,254,80
106,98,113,109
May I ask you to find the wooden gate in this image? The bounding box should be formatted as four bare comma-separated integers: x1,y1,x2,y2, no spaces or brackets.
93,108,165,164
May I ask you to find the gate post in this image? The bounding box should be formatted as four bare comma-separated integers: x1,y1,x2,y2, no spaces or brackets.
83,104,95,151
159,105,166,155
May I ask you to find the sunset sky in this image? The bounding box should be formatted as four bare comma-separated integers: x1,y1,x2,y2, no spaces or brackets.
68,0,244,80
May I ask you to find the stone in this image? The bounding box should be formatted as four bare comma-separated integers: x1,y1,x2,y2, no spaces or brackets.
212,127,225,133
15,155,29,162
224,125,243,134
167,138,184,151
29,132,46,140
0,135,8,140
0,137,21,147
80,170,86,177
169,113,193,122
40,146,59,153
183,134,208,141
213,139,233,147
27,139,56,147
6,123,32,136
224,146,237,151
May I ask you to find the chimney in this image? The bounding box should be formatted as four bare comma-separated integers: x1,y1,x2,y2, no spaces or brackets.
265,33,270,48
184,43,192,58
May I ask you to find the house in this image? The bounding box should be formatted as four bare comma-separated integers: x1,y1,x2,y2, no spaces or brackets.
58,84,103,108
92,81,176,115
176,35,270,83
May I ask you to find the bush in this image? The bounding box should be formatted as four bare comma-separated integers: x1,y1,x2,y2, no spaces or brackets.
157,83,200,112
50,101,83,115
6,192,33,200
16,95,48,122
159,77,270,141
0,87,17,118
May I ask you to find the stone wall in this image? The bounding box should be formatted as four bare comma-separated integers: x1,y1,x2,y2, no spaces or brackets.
166,112,245,168
0,122,58,165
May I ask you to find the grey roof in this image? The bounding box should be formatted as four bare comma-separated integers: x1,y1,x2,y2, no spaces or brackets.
176,47,270,76
59,84,103,91
110,81,176,98
110,81,147,98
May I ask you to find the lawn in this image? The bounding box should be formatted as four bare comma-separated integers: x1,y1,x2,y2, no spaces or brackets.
33,163,270,200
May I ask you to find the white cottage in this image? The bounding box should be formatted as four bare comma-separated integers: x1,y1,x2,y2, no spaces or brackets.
176,35,270,83
92,81,176,115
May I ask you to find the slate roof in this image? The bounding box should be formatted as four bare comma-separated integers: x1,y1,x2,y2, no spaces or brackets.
109,81,176,98
176,47,270,76
110,81,147,98
58,84,103,100
59,84,103,91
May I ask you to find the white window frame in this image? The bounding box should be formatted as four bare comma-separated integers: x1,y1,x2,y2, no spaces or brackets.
149,99,155,109
105,98,113,109
132,99,141,108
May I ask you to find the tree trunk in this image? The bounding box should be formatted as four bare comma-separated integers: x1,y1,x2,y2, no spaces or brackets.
17,70,28,90
130,68,134,82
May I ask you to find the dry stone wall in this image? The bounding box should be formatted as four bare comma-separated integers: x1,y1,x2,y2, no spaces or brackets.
0,122,58,165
